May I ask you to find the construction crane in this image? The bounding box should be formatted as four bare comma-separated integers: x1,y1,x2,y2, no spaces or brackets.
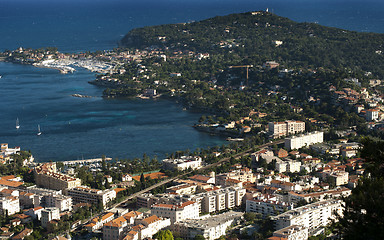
228,65,253,86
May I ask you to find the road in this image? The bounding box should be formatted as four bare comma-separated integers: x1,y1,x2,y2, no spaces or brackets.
114,139,284,208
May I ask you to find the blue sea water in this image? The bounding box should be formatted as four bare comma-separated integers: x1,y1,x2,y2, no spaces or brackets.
0,0,383,161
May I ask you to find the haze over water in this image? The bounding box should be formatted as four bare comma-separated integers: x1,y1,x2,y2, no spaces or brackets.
0,0,383,161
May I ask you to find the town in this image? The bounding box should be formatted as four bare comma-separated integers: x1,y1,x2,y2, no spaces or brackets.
0,116,369,240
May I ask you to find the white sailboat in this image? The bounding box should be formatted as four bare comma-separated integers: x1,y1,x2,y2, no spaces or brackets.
16,118,20,129
37,124,42,136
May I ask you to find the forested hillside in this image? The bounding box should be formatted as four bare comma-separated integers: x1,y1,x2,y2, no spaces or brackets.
121,11,384,77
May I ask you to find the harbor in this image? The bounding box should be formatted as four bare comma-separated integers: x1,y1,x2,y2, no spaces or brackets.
61,157,112,166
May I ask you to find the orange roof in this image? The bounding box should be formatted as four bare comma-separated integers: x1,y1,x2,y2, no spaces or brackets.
0,179,23,187
268,237,288,240
114,188,125,194
142,215,160,225
190,175,211,182
123,211,142,220
0,175,16,180
132,172,167,181
104,216,127,228
131,224,145,231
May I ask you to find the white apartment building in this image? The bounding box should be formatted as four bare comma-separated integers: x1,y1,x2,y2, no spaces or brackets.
172,211,243,240
198,187,246,213
246,197,293,217
103,211,143,240
272,225,309,240
285,131,324,150
275,161,287,173
136,215,171,239
272,200,343,236
151,201,199,224
66,186,116,207
288,187,351,204
0,196,20,215
162,156,203,171
103,216,129,240
287,160,301,173
329,172,349,186
268,120,305,138
85,212,114,232
34,163,82,191
41,207,60,228
366,109,379,121
45,194,72,212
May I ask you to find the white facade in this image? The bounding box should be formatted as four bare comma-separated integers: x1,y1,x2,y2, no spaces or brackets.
136,215,171,239
285,131,324,150
0,197,20,215
198,187,245,213
162,156,203,171
66,186,116,207
366,109,379,121
329,172,349,186
275,161,287,173
41,207,60,228
151,201,199,224
287,161,301,173
172,211,243,240
273,225,309,240
246,196,293,217
273,200,343,236
45,194,72,212
268,120,305,138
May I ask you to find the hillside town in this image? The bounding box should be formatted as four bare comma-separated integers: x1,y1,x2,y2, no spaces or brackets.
0,117,368,239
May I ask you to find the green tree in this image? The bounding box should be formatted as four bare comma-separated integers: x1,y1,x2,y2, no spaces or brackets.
153,230,174,240
194,235,205,240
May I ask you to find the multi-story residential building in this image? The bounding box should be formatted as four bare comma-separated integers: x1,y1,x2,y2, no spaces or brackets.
288,187,351,204
272,225,309,240
366,109,379,121
24,206,44,220
268,120,305,138
103,211,143,240
151,201,199,224
65,186,116,207
162,156,203,171
34,163,81,191
0,196,20,215
45,194,72,212
328,172,349,186
172,211,243,240
285,131,324,150
271,180,302,192
286,161,301,173
246,195,293,217
103,216,129,240
136,215,171,239
275,161,287,173
216,167,258,185
166,184,197,195
272,200,343,236
41,207,60,228
85,212,114,232
198,187,246,213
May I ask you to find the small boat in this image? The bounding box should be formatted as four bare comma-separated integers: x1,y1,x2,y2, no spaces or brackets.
16,118,20,129
37,124,42,136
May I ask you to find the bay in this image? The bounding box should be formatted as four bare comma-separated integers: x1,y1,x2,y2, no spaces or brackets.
0,0,383,161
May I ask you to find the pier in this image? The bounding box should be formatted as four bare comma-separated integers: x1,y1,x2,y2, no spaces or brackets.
61,157,112,165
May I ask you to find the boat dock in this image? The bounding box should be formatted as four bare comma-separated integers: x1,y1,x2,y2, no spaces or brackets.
62,157,112,165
